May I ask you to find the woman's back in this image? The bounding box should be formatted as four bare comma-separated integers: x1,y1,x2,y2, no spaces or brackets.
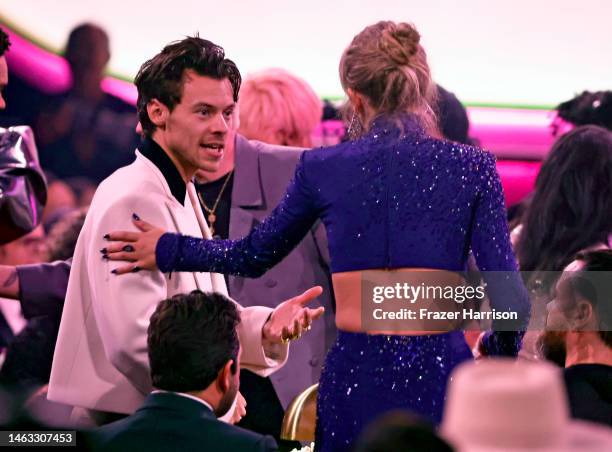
301,115,517,274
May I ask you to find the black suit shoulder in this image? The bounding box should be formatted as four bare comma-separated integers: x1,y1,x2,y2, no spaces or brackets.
564,364,612,426
213,419,278,451
95,407,278,452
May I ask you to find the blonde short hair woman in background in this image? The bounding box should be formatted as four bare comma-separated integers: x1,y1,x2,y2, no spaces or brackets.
238,68,322,148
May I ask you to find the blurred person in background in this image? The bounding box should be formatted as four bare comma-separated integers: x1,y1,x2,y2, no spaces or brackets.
0,27,66,394
509,89,612,228
513,126,612,359
513,126,612,273
441,359,612,451
436,84,471,145
45,208,87,262
0,27,72,374
0,210,96,429
313,99,346,147
0,222,83,389
0,225,48,362
69,177,97,207
42,177,94,235
35,23,138,184
538,249,612,426
0,226,48,267
42,178,77,226
552,90,612,137
238,68,322,147
354,410,454,452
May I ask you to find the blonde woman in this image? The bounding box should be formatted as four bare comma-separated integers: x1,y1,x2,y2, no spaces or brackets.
238,68,322,147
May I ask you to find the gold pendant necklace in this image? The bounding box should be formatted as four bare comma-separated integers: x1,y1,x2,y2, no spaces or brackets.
197,170,234,237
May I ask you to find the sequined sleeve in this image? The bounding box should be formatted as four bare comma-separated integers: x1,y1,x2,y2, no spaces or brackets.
156,153,321,276
470,152,531,356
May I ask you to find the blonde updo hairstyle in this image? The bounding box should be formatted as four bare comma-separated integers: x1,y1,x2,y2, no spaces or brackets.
340,21,438,134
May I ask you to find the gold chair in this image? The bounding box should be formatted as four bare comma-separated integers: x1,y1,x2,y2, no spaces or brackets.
280,383,318,442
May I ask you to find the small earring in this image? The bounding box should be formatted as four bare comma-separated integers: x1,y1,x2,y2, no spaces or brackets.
347,112,363,140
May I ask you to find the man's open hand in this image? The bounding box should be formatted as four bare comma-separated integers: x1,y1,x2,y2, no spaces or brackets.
262,286,325,343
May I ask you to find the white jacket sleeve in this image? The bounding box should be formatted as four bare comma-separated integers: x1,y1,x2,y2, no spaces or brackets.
87,192,171,395
237,306,288,376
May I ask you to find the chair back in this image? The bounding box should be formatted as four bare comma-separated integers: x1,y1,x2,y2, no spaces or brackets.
280,383,318,441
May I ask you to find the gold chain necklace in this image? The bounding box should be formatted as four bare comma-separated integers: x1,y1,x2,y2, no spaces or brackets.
197,169,234,236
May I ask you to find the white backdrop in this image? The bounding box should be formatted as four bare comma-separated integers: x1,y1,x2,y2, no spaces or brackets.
1,0,610,106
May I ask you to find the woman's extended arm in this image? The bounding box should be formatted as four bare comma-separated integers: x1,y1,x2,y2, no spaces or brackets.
470,152,531,356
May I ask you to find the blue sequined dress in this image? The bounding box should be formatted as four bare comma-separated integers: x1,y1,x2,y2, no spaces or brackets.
156,115,530,451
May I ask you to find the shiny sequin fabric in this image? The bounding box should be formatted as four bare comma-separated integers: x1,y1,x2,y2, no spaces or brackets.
156,114,531,447
316,330,472,452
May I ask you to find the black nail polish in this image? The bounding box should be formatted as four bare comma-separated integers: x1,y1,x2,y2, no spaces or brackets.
122,245,134,252
100,248,107,254
132,266,141,273
132,213,140,221
102,255,109,260
111,269,118,274
103,234,110,240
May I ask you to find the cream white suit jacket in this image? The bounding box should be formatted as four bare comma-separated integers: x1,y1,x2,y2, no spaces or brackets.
48,151,288,414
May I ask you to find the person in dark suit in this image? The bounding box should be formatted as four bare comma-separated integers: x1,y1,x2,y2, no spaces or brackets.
34,23,138,184
94,290,278,452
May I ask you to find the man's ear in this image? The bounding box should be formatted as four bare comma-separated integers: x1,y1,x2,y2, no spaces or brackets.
147,99,169,130
216,359,234,393
572,299,594,330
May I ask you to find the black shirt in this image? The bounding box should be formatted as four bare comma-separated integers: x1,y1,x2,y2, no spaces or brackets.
194,172,234,240
195,173,234,288
564,363,612,427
